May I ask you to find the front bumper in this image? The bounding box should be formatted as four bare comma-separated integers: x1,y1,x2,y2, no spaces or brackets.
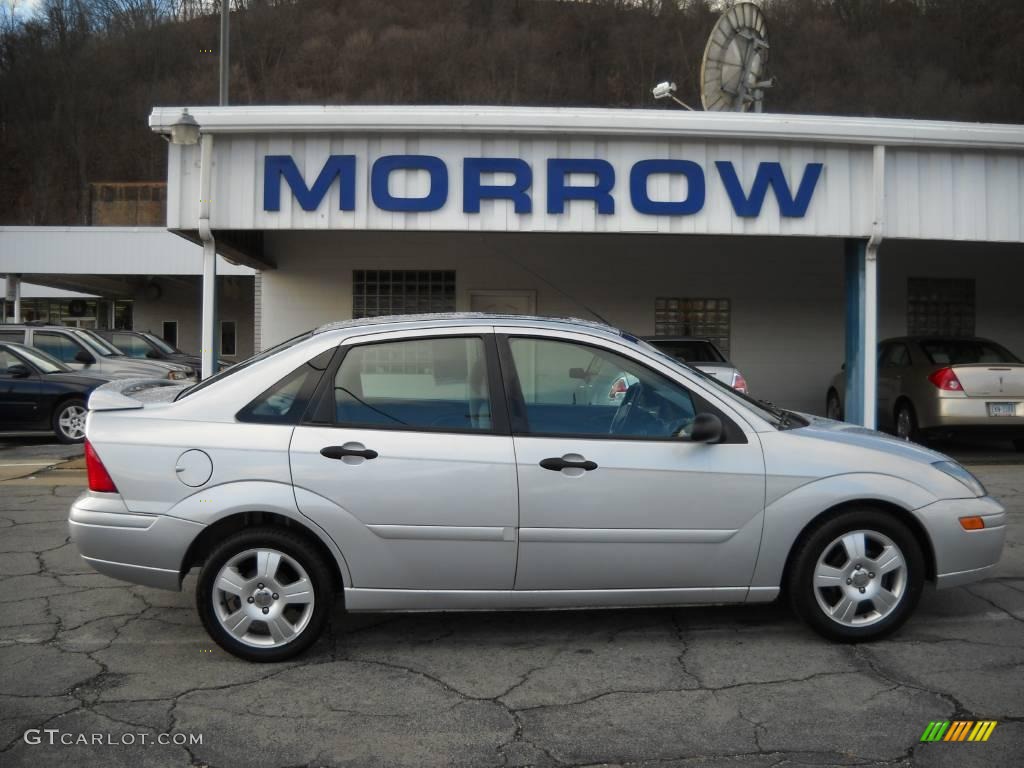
68,491,203,591
914,495,1007,589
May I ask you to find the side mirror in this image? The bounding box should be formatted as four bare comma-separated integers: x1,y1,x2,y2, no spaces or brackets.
689,413,724,444
569,367,588,380
146,350,161,359
7,363,31,378
74,349,96,365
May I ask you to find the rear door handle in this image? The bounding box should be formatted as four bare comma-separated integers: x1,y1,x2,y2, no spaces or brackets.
540,457,598,472
321,445,378,460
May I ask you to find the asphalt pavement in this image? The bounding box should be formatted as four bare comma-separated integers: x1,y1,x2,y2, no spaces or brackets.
0,439,1022,767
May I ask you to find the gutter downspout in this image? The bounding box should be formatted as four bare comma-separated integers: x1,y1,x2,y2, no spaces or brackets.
198,133,218,380
862,144,885,430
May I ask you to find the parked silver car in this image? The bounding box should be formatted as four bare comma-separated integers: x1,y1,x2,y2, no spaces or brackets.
645,336,749,393
70,315,1006,661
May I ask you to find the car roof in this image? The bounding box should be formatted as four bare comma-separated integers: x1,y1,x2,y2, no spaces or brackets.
643,336,715,343
314,313,626,341
882,336,999,344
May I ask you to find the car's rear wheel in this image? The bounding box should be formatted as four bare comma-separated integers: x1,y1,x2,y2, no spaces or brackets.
1014,439,1024,453
826,390,843,421
196,528,334,662
894,400,921,443
53,398,87,444
787,508,924,642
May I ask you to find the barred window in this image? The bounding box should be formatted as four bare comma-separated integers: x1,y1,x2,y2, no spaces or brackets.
654,297,731,357
352,270,456,319
907,278,975,337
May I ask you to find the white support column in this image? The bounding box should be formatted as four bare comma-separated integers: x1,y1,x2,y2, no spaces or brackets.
10,275,21,323
198,132,218,380
862,145,886,431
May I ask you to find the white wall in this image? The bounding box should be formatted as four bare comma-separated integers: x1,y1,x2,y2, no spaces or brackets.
259,231,1024,416
131,275,255,360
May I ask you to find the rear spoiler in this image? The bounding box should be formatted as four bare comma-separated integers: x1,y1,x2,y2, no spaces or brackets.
88,378,190,412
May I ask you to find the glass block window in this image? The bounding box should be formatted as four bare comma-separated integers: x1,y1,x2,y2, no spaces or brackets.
352,270,456,319
654,297,731,356
907,278,975,337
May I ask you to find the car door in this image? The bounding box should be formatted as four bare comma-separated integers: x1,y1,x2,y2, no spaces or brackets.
498,330,766,594
0,349,42,428
31,331,92,372
289,329,519,591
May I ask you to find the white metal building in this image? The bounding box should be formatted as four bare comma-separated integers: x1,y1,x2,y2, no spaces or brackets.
148,106,1024,422
0,227,256,360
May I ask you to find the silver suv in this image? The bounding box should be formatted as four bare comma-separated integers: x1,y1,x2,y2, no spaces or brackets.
0,324,193,381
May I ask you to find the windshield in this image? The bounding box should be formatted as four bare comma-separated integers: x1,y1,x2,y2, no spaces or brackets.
14,344,71,373
920,339,1021,366
175,331,315,400
143,332,178,355
70,329,117,357
635,338,791,427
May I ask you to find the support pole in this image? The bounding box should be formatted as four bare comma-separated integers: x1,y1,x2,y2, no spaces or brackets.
198,133,218,380
11,275,21,323
219,0,230,106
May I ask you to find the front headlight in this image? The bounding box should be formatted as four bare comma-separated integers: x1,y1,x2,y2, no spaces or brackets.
932,461,986,497
167,370,187,381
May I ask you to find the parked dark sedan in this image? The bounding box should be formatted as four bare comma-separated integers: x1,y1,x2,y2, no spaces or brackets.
96,329,227,374
0,342,110,443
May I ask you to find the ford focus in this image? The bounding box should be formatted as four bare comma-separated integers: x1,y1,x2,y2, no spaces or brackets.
69,315,1006,661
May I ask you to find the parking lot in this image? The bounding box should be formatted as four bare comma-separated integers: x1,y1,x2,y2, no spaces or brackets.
1,439,1022,768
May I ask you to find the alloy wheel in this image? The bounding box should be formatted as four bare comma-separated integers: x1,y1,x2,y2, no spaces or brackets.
58,404,87,441
812,529,907,628
211,548,315,648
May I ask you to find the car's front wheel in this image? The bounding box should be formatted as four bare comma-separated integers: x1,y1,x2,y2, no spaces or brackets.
53,398,87,444
787,508,924,642
196,528,334,661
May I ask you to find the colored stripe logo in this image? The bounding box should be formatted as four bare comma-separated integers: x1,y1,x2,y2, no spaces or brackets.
920,721,997,742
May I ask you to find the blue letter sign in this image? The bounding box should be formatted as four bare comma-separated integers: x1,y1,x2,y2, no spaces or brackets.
547,159,615,214
715,161,823,218
371,155,449,212
263,155,355,212
463,158,532,214
629,159,706,216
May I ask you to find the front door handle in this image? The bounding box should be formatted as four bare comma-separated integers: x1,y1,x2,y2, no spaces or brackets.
540,456,598,472
321,445,379,460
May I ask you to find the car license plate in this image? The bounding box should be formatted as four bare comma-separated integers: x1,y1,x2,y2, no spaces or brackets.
987,402,1016,417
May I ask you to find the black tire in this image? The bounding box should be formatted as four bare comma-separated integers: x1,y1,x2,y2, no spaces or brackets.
196,527,335,662
826,390,844,422
52,398,87,444
1013,439,1024,453
787,508,925,642
894,400,921,443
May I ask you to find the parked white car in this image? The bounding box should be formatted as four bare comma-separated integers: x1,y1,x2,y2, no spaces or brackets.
70,314,1006,661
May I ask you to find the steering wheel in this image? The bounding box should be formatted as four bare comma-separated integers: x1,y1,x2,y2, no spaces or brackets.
609,381,644,435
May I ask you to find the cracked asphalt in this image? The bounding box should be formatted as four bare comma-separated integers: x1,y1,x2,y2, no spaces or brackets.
1,455,1022,767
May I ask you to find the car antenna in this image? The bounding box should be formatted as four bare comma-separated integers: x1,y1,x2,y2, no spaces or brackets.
499,248,613,327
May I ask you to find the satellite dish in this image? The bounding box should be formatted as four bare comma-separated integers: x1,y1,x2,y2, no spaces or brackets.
700,2,774,113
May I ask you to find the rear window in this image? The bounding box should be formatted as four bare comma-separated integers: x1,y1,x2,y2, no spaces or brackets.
175,331,315,400
920,340,1020,366
649,340,726,364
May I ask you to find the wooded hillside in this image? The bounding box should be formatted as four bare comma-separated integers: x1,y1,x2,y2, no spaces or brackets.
2,0,1022,224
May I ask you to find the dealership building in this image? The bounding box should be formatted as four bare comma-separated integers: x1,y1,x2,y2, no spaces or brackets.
144,106,1020,422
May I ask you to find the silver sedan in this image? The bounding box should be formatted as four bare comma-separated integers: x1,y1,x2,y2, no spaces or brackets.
69,315,1006,661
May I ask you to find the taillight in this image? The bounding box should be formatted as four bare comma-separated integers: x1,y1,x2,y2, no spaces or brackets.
928,367,963,391
609,378,628,399
84,440,118,493
731,372,749,394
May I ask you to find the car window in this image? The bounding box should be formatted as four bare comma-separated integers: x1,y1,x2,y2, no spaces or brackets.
176,331,314,400
111,333,152,358
13,345,69,373
880,343,911,368
921,339,1020,366
34,332,83,363
0,350,19,374
649,339,725,364
73,329,118,356
237,348,335,425
507,337,696,438
333,337,492,432
143,332,177,354
0,330,25,344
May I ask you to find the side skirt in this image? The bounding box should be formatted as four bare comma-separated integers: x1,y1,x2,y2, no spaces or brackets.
345,586,780,612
